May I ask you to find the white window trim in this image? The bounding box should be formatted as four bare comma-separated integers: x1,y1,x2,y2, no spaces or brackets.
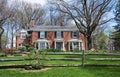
54,41,64,50
68,41,82,50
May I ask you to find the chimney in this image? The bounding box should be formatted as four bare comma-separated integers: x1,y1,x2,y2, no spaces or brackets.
30,19,35,27
61,21,65,26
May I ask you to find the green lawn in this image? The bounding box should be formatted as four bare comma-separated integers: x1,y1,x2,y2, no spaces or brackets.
0,67,120,77
0,54,120,65
0,54,120,77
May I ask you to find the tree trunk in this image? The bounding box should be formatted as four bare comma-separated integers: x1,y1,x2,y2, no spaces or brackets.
11,32,14,48
0,35,2,50
86,36,92,50
0,27,4,50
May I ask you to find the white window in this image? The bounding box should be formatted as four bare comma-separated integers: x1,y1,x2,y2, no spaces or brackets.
69,42,82,50
21,32,26,39
40,31,45,38
56,31,63,38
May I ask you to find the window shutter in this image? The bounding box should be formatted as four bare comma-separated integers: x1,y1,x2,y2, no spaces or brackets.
61,32,63,38
55,32,56,38
71,31,73,38
45,32,47,38
38,32,40,38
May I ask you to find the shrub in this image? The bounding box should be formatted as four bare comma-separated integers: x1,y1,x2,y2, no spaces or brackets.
66,50,83,52
44,49,64,52
24,65,43,70
32,64,43,69
0,49,4,52
18,46,26,52
4,48,18,55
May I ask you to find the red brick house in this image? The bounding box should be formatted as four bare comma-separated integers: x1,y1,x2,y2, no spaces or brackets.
16,22,87,51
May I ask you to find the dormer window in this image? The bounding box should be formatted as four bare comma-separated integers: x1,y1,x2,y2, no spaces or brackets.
21,32,26,39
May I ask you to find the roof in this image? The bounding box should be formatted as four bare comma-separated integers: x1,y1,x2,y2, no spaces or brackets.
68,39,82,42
29,25,79,31
35,39,50,42
54,38,64,42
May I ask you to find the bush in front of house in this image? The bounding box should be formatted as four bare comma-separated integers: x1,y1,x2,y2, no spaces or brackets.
18,46,26,52
24,64,43,70
66,50,83,52
85,50,107,54
43,49,64,52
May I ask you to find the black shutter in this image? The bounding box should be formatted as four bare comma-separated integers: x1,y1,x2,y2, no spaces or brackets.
38,32,40,38
61,32,63,38
55,32,56,38
45,32,47,38
71,31,73,38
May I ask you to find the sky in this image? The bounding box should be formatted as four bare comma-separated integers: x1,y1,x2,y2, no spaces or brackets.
9,0,117,31
20,0,47,6
9,0,47,6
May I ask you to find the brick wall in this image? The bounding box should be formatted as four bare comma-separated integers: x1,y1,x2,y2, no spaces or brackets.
16,31,87,50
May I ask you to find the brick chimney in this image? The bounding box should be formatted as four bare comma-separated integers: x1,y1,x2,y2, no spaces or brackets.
30,19,35,27
61,21,65,26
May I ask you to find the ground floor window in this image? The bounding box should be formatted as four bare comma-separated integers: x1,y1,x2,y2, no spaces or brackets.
69,41,82,50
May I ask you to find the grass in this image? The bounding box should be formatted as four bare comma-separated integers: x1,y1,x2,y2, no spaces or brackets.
0,53,120,77
0,54,120,65
0,67,120,77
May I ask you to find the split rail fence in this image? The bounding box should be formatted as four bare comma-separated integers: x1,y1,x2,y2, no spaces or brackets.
0,51,120,68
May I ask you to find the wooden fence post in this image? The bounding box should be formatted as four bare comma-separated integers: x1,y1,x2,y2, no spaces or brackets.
82,50,85,67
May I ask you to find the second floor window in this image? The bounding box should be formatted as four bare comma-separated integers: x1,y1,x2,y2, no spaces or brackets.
40,31,45,38
55,31,63,38
71,31,79,38
21,32,26,39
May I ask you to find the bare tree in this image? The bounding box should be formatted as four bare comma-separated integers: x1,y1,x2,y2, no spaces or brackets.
13,1,46,29
47,5,69,25
0,0,12,49
50,0,113,50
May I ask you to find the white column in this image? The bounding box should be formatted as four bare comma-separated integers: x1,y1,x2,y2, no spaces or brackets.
54,41,56,49
45,42,47,49
72,42,74,50
38,42,40,49
35,42,36,48
63,42,65,51
68,42,70,50
79,42,80,50
48,42,50,48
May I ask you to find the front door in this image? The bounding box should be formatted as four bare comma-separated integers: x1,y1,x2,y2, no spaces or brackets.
56,42,63,50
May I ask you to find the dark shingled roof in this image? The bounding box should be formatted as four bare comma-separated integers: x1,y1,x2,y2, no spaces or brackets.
29,25,79,31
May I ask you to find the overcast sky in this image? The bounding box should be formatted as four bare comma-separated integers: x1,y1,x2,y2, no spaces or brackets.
9,0,116,30
10,0,47,6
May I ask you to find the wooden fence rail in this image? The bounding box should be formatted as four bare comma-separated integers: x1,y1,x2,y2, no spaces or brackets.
0,58,120,62
0,64,120,69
